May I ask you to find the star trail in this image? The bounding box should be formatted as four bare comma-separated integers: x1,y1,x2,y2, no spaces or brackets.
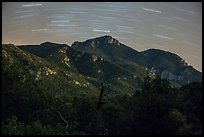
2,2,202,72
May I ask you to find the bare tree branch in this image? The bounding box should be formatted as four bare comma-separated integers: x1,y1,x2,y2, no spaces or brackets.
57,111,69,129
104,90,111,96
97,83,112,109
97,83,104,109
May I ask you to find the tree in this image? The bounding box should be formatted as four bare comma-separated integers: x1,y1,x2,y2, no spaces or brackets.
131,72,180,134
97,83,111,109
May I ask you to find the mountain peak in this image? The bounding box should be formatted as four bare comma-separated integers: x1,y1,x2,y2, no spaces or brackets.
2,44,15,47
40,42,56,45
100,35,113,40
95,35,120,45
40,42,68,47
71,35,121,49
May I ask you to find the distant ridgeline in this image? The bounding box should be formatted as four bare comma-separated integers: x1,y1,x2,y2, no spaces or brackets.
71,35,202,85
3,36,202,93
2,36,202,135
16,35,201,88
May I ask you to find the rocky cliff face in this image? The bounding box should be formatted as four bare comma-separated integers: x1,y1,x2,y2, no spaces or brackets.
104,35,120,45
161,70,183,81
159,68,201,85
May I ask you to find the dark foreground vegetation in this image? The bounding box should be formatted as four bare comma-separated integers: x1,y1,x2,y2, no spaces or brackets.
2,63,202,135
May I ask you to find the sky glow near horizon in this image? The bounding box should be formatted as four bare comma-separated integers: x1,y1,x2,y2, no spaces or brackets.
2,2,202,72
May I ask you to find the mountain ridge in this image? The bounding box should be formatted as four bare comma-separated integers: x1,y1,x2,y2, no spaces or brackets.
18,40,143,94
7,35,201,86
71,35,202,85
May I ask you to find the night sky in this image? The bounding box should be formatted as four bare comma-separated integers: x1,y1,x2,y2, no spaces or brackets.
2,2,202,72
